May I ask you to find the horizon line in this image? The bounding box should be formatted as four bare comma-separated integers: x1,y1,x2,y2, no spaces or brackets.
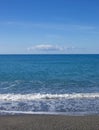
0,53,99,55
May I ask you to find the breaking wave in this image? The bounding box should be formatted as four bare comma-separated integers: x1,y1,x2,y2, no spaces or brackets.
0,93,99,101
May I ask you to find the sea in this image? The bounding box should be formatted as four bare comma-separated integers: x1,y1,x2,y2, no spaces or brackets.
0,54,99,115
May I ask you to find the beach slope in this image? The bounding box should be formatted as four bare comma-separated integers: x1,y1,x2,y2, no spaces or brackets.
0,115,99,130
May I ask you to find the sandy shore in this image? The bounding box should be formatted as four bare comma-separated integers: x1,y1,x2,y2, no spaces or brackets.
0,115,99,130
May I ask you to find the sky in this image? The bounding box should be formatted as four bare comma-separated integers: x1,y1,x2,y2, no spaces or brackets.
0,0,99,54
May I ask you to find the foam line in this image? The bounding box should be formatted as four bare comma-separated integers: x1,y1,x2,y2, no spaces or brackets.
0,93,99,101
0,110,98,116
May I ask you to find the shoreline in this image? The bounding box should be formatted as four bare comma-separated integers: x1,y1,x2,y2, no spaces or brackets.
0,114,99,130
1,110,99,116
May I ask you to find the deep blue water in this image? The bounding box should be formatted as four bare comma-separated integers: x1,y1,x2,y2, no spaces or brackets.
0,54,99,115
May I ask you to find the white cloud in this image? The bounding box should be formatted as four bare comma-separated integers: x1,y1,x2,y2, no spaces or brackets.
0,21,96,32
27,44,85,53
27,44,64,52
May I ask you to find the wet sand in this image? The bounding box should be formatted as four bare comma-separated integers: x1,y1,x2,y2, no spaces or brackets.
0,115,99,130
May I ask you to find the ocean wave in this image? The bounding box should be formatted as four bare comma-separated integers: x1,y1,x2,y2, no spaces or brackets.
0,93,99,101
0,110,97,116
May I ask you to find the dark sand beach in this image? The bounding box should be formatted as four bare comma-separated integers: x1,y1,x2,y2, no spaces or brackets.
0,115,99,130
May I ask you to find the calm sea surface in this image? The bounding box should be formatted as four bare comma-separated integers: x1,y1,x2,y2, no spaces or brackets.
0,54,99,115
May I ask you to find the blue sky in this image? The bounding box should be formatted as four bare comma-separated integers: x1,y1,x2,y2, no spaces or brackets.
0,0,99,54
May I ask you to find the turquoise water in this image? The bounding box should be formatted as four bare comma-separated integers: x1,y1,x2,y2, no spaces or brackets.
0,54,99,115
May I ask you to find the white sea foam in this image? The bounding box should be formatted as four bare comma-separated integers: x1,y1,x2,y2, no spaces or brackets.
0,93,99,101
0,110,97,116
